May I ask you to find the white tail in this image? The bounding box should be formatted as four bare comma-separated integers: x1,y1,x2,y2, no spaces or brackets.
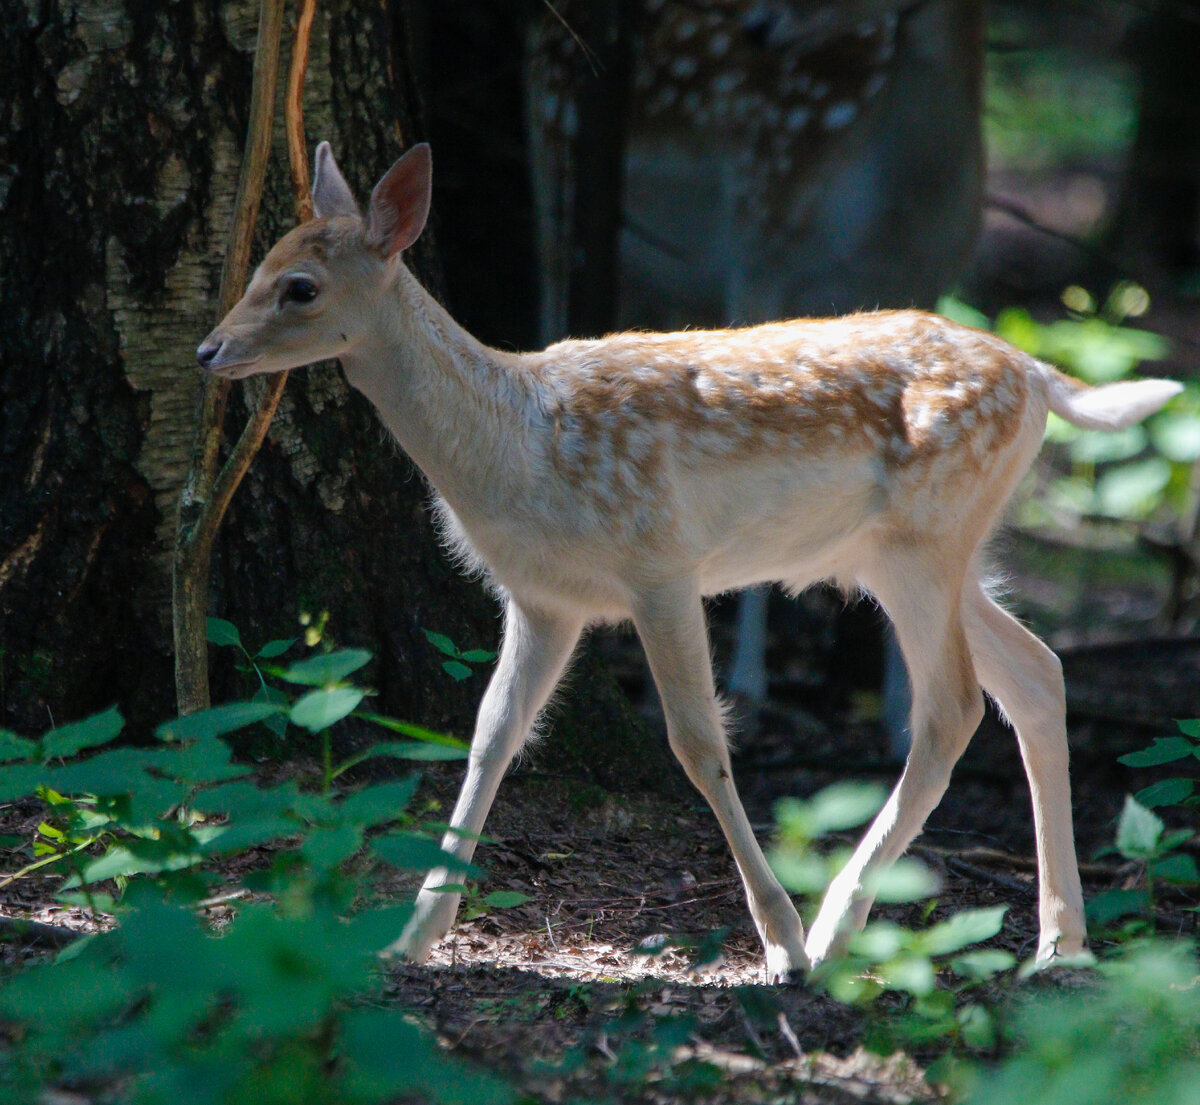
1044,368,1186,431
198,143,1182,981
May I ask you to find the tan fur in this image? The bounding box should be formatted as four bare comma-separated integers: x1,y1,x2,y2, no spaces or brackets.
197,144,1183,981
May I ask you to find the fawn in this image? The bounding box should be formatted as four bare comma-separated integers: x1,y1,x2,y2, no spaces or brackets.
198,143,1182,981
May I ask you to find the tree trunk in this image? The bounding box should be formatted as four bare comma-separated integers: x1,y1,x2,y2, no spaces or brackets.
0,0,650,788
1114,0,1200,286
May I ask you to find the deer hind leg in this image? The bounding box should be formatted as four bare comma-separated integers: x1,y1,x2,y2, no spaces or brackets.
632,579,809,982
389,596,583,962
805,553,985,966
962,582,1087,964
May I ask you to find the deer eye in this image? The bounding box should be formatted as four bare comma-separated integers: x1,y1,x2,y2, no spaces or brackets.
282,276,319,304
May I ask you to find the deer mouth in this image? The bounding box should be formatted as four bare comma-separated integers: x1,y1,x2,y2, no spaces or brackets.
210,358,264,379
196,337,263,378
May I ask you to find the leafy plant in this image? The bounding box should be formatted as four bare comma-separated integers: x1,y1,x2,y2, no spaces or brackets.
1085,722,1200,930
0,646,522,1105
206,617,297,737
967,941,1200,1105
940,287,1195,525
1086,797,1198,933
768,783,1017,1062
1117,719,1200,810
422,629,497,682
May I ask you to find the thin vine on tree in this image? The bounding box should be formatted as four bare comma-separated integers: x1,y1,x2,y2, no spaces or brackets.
173,0,317,716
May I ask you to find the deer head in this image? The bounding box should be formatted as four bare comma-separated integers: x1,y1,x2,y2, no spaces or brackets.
195,142,432,378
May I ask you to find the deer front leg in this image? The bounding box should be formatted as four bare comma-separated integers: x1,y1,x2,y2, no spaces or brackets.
388,597,582,962
632,580,809,982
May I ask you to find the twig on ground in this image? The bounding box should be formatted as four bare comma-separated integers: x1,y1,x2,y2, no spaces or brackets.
777,1012,805,1060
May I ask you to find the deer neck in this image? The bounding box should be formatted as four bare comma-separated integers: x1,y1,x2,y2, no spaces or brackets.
338,262,528,513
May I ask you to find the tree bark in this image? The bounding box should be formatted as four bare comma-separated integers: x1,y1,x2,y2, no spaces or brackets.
0,0,647,785
1114,0,1200,287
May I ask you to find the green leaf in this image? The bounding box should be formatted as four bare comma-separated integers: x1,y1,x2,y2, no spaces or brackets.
70,841,203,885
1086,887,1150,926
124,775,191,824
481,890,528,909
1149,853,1200,885
957,1003,996,1049
371,833,481,876
937,295,992,331
1118,736,1197,767
206,617,242,648
1067,425,1147,465
281,648,372,686
949,949,1017,981
867,856,941,903
162,735,250,791
191,778,300,820
197,816,299,856
1094,456,1172,520
253,683,291,738
49,746,169,797
1134,778,1195,808
289,687,366,732
458,649,497,664
1115,794,1164,859
0,763,54,801
441,660,474,681
1159,827,1193,851
338,778,421,828
994,306,1040,354
775,781,886,842
41,706,124,759
155,701,286,743
340,1008,517,1105
360,740,469,762
881,955,936,996
769,847,831,894
302,823,364,872
1178,719,1200,739
422,629,460,658
354,712,467,749
915,906,1007,957
1150,409,1200,462
847,921,907,962
1044,411,1083,444
0,729,37,763
255,637,297,659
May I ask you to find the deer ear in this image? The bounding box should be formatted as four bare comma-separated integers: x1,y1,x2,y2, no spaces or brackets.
312,142,358,219
366,143,432,258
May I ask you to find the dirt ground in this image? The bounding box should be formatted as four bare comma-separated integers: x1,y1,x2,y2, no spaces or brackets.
2,569,1198,1103
366,581,1200,1103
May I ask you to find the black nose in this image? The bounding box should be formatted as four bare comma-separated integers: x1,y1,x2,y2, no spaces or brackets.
196,339,222,368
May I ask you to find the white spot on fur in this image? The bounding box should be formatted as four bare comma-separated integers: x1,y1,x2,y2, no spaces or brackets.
670,55,699,80
822,102,857,130
785,105,812,131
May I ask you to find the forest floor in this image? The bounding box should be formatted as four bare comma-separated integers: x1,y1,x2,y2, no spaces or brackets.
366,580,1200,1104
2,585,1198,1103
